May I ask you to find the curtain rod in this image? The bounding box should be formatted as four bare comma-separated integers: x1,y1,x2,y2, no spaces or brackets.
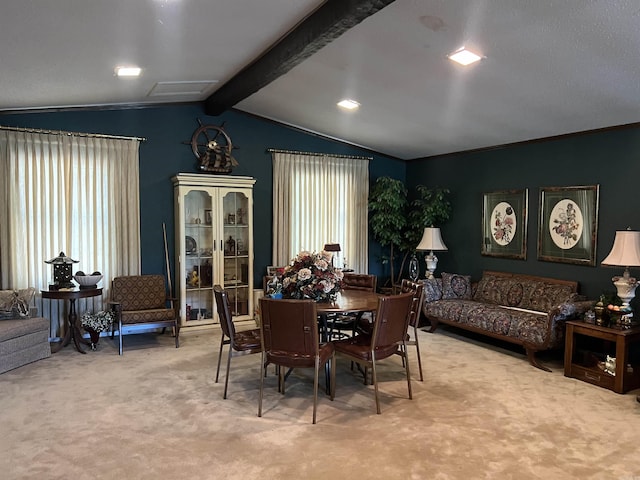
0,125,147,142
267,148,371,160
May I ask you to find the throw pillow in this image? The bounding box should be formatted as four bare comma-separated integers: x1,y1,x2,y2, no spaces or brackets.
423,278,443,302
0,288,35,318
441,272,472,299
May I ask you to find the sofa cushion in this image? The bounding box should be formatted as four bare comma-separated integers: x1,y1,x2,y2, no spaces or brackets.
0,316,49,343
473,273,575,312
441,272,472,300
423,300,555,348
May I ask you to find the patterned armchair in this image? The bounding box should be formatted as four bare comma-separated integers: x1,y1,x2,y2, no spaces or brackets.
109,275,180,355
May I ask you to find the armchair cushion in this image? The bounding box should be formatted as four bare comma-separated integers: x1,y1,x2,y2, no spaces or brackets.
120,308,176,325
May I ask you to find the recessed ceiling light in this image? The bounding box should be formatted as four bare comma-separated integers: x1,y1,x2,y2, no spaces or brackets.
115,66,142,77
337,99,360,110
448,47,482,66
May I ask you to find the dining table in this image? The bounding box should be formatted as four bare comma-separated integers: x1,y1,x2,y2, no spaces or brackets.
316,289,380,342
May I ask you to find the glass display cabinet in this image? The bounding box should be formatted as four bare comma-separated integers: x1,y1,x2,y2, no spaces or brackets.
172,174,255,327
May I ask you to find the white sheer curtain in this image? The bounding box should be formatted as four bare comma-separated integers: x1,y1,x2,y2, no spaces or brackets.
0,129,141,335
272,151,369,272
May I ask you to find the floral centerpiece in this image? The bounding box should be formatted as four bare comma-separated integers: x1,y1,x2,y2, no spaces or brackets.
281,250,343,302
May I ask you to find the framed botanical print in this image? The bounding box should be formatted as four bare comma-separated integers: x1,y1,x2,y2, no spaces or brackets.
481,189,528,259
537,185,599,266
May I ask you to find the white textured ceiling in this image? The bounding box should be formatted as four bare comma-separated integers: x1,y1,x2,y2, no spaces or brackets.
2,0,640,160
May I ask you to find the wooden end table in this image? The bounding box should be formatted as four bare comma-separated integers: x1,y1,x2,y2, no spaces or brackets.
41,288,103,354
564,319,640,393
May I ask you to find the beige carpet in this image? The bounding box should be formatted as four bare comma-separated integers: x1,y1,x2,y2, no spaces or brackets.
1,324,639,480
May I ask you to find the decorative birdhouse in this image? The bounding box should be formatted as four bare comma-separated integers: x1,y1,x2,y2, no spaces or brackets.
45,252,78,290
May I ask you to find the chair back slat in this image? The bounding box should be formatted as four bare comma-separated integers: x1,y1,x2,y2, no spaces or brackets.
259,298,319,359
400,279,424,327
342,273,377,292
371,292,414,348
214,285,236,339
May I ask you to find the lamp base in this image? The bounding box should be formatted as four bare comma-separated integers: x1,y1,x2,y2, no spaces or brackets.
424,251,438,279
612,275,638,309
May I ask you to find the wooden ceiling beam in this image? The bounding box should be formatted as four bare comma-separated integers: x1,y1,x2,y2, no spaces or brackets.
204,0,396,116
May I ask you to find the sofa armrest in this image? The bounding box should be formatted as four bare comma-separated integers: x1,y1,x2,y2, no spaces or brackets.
548,299,595,322
545,299,596,348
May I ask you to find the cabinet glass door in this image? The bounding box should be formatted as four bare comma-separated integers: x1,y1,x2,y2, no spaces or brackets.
184,189,214,323
222,191,250,317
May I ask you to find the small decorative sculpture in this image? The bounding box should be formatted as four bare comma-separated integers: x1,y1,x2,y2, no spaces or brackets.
604,355,616,376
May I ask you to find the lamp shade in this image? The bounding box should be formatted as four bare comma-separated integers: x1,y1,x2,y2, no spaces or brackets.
601,230,640,267
416,227,448,251
323,243,341,252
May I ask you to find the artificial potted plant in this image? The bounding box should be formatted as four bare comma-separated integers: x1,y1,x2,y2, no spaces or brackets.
369,177,452,292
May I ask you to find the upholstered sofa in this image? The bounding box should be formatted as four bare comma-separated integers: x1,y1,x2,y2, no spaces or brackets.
422,271,593,371
1,289,51,374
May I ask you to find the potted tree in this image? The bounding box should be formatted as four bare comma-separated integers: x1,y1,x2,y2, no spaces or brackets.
369,177,451,292
369,177,407,292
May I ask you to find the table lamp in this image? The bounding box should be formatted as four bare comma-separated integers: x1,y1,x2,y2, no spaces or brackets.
601,228,640,309
323,243,341,267
416,227,448,279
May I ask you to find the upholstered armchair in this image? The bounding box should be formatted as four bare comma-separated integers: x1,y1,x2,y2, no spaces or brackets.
109,275,179,355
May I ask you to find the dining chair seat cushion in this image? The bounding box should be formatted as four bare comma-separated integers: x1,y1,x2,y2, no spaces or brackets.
333,336,398,361
233,328,262,351
267,342,334,368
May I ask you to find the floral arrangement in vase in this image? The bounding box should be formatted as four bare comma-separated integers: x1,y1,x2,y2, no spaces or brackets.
281,250,343,302
81,310,116,350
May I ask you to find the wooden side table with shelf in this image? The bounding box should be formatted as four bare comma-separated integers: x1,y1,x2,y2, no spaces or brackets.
564,319,640,393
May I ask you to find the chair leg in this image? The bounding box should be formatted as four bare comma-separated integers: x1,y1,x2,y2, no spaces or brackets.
174,323,180,348
413,326,423,381
215,335,225,383
313,356,319,424
118,319,123,355
258,353,266,418
403,343,413,400
371,352,381,414
223,343,233,399
329,353,336,401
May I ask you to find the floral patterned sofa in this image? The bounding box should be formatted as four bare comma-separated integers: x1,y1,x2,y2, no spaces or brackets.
422,271,593,371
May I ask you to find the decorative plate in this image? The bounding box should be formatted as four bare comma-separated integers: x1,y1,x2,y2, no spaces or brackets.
186,236,197,254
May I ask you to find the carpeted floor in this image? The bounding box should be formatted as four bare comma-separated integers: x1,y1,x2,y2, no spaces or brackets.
1,324,639,480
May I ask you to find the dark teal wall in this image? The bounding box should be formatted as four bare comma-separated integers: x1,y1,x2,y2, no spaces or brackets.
1,104,403,288
406,126,640,299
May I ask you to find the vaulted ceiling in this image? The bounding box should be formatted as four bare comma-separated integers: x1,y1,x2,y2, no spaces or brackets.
2,0,639,160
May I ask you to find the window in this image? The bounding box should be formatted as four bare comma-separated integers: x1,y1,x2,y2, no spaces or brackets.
0,129,141,337
271,151,369,272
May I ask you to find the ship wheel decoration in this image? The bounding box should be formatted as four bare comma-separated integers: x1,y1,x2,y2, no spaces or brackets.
188,119,238,174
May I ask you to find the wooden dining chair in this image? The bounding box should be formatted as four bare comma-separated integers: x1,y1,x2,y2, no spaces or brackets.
333,291,415,414
326,272,377,339
214,285,262,399
258,297,335,424
399,279,425,381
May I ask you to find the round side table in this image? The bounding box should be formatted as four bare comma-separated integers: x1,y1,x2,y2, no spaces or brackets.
41,288,103,354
